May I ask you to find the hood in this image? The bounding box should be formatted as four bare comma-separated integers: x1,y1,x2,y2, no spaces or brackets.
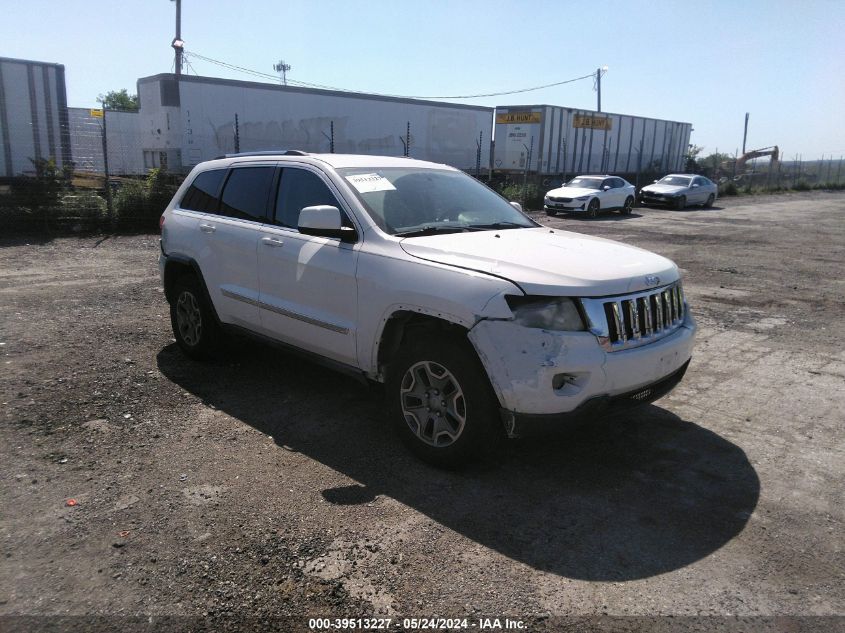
400,227,679,297
642,183,688,194
546,186,599,198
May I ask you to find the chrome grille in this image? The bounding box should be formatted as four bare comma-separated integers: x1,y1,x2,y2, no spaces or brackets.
581,283,687,352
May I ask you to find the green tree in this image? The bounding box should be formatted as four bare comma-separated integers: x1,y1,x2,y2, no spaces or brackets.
684,144,703,172
98,89,139,110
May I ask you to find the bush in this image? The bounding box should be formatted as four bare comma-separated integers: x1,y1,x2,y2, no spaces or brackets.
499,183,542,210
60,191,107,220
114,180,149,221
792,180,811,191
720,181,738,196
114,168,181,229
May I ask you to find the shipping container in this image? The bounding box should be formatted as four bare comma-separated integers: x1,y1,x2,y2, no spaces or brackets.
69,107,145,176
0,56,71,177
493,105,692,179
136,74,493,173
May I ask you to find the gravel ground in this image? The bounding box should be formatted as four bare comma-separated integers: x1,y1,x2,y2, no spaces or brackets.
1,191,843,632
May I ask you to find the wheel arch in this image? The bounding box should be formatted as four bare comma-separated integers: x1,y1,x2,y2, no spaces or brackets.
162,255,222,326
375,309,473,381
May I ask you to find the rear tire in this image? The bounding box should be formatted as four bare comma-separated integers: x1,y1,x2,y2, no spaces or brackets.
620,196,634,214
674,195,686,211
586,198,600,218
703,194,715,208
386,334,501,468
170,274,223,360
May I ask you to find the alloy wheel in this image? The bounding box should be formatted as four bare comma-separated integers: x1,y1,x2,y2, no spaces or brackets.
400,361,467,447
176,290,202,346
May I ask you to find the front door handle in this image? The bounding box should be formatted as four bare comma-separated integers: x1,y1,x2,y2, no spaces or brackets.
261,237,284,247
199,223,216,233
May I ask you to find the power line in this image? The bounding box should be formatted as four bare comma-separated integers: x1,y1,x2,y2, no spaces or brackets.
182,50,596,100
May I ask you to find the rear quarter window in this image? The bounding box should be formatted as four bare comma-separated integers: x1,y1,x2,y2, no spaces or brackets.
219,166,275,221
180,169,226,213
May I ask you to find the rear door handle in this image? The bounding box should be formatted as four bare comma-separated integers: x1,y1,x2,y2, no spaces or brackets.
199,223,216,233
261,237,284,247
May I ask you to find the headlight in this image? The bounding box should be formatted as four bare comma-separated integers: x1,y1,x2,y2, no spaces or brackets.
575,195,590,201
544,196,551,202
506,296,585,331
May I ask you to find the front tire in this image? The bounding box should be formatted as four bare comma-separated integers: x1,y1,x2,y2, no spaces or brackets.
620,196,634,214
674,195,687,210
586,198,600,218
386,334,501,467
545,208,557,217
170,274,222,360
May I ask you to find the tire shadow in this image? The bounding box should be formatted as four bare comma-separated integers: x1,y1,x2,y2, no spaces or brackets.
157,341,759,582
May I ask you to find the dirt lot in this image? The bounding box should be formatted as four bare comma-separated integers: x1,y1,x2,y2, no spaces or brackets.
1,191,843,631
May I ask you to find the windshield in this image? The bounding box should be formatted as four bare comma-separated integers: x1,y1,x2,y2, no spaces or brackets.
659,176,692,186
564,177,604,190
338,167,537,236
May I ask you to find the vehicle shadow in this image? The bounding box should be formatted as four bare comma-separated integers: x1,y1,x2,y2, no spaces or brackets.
157,341,760,582
552,212,643,222
639,205,725,212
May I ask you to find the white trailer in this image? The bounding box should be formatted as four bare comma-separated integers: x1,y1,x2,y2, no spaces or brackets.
0,56,72,177
68,107,145,176
136,74,493,173
493,105,692,177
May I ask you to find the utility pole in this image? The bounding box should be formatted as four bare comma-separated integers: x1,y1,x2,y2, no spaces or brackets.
596,67,602,113
596,66,608,113
742,112,749,155
273,60,291,86
171,0,183,77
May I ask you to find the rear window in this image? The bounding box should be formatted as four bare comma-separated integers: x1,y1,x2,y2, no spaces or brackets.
180,169,226,213
219,167,275,221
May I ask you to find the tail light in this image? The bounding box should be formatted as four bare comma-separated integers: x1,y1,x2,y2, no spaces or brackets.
159,214,165,232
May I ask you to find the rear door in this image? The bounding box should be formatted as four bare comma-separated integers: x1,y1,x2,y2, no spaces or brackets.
691,177,707,203
607,178,627,208
257,164,360,367
197,164,275,329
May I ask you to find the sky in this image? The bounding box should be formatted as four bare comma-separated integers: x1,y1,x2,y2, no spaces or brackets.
2,0,844,159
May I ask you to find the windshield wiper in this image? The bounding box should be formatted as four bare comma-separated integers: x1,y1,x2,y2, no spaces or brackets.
466,221,529,231
394,225,474,238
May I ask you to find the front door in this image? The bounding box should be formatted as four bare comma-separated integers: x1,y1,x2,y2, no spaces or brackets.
257,165,360,367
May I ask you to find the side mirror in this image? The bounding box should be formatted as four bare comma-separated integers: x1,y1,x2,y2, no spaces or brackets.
509,201,523,213
602,185,611,191
653,179,659,183
691,183,700,188
298,205,356,242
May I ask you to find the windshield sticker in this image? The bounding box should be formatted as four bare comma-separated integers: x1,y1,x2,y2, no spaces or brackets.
347,173,396,193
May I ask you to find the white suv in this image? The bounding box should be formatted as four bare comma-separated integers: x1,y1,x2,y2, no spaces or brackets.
159,151,696,466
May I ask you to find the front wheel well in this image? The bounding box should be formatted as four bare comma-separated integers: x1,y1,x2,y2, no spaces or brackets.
376,311,470,377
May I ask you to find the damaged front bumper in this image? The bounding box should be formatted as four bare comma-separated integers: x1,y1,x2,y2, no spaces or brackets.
467,312,696,435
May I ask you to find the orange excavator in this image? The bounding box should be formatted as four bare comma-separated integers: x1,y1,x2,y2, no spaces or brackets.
721,146,779,175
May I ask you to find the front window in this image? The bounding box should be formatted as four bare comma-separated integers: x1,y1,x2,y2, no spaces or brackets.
659,176,692,186
338,168,537,236
565,177,604,190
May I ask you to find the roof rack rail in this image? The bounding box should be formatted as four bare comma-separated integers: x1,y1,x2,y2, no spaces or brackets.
214,150,308,159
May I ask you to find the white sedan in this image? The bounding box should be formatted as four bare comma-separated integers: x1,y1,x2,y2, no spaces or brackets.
544,175,637,218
